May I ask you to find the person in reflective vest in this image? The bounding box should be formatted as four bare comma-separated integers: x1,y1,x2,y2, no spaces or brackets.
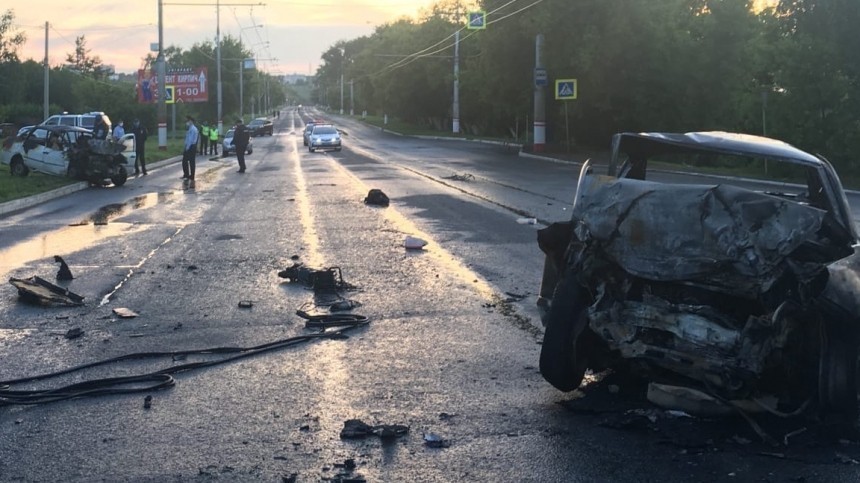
209,124,219,155
200,122,210,155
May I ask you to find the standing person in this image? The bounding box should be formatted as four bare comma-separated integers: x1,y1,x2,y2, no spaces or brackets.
200,121,210,155
209,123,219,155
233,118,248,173
112,120,125,141
182,116,199,181
92,116,108,140
131,119,148,175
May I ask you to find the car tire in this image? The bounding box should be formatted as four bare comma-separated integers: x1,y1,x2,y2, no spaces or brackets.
309,147,315,153
818,315,859,423
335,147,342,152
539,268,593,392
10,158,29,177
111,166,128,187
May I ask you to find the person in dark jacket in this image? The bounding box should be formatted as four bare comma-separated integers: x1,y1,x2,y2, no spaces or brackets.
92,116,109,140
233,118,248,173
131,119,148,175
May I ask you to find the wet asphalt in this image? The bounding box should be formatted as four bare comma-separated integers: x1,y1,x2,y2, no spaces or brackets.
0,109,859,481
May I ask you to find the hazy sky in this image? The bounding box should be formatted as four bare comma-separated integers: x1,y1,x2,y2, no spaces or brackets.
12,0,438,76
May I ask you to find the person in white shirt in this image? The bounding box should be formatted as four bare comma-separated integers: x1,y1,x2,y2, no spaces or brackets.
182,116,199,181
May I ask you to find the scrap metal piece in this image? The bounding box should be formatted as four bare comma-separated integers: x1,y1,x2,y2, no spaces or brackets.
9,276,84,306
53,255,74,281
112,307,139,318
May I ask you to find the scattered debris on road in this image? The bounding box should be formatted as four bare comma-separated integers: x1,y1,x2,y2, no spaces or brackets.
9,276,84,306
143,395,152,409
363,188,389,207
278,263,354,291
53,255,74,280
339,419,408,440
442,173,475,182
404,236,427,250
423,432,450,448
64,328,84,339
112,307,139,318
516,217,537,225
238,300,253,308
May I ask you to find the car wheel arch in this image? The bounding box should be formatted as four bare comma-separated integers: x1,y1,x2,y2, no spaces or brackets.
10,156,29,176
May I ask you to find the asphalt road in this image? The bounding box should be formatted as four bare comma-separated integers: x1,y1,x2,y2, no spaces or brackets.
0,108,858,481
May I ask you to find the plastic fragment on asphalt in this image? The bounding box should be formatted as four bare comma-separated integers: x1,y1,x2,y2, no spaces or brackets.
112,307,139,318
9,276,84,306
516,217,537,225
65,328,84,339
238,300,253,308
54,255,74,280
404,236,428,250
423,432,451,448
340,419,408,439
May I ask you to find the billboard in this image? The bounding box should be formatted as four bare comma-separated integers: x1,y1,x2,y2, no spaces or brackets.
137,67,209,104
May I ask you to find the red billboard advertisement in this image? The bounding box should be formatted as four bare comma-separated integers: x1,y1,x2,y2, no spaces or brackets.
137,67,209,103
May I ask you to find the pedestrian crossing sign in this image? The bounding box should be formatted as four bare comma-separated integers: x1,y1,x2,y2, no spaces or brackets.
467,11,486,30
164,85,175,104
555,79,577,100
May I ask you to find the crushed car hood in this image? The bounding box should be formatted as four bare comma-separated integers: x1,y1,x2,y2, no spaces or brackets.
573,178,842,293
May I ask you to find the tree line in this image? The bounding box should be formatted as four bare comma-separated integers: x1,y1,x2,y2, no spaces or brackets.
313,0,860,174
0,10,286,134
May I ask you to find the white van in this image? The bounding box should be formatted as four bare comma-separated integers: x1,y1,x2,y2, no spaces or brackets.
18,112,112,138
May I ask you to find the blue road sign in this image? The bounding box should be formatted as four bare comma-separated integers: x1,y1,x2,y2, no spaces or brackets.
555,79,577,100
164,85,175,104
467,11,486,30
534,68,548,87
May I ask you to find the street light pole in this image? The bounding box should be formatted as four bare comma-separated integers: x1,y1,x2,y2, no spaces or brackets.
452,29,460,134
216,0,223,135
239,59,244,120
157,0,167,149
43,22,49,121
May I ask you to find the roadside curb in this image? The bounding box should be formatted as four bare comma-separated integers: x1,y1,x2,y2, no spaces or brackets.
0,155,184,217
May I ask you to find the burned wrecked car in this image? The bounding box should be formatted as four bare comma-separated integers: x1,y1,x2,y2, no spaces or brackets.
538,131,860,421
1,125,130,186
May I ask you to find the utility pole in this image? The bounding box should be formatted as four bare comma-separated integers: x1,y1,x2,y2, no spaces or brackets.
157,0,167,149
239,59,244,120
349,79,354,116
340,73,344,115
216,0,223,135
43,22,49,120
452,29,460,134
533,34,546,153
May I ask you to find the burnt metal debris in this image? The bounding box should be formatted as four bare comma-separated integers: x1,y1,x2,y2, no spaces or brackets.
537,131,860,424
278,263,354,292
339,419,408,440
442,173,475,182
363,188,389,207
9,276,84,306
53,255,74,281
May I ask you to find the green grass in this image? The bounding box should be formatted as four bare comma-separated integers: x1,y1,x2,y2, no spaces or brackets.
0,164,78,203
0,138,186,204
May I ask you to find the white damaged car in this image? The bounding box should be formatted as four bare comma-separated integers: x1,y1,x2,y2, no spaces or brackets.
2,125,134,186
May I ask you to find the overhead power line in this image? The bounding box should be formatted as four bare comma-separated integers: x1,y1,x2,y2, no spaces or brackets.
368,0,545,80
